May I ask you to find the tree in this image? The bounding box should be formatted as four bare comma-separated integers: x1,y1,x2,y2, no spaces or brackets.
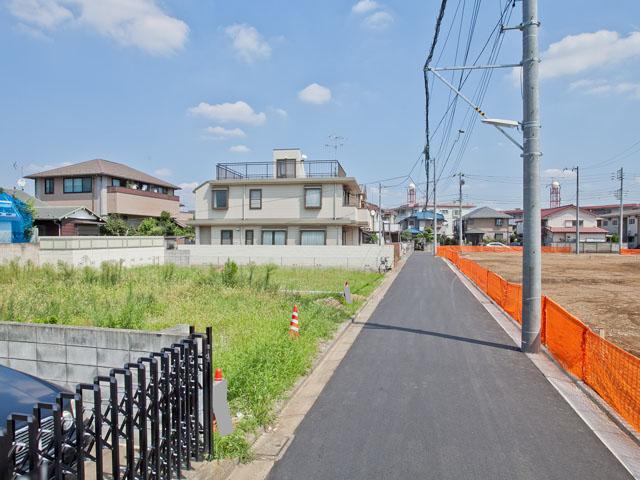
419,228,434,243
136,217,164,236
101,215,132,236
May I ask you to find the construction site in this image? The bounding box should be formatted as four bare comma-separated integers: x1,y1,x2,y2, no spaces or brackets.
464,251,640,357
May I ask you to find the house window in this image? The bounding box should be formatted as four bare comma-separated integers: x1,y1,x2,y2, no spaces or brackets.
495,233,504,240
630,218,636,225
603,220,609,226
570,220,584,226
343,187,350,206
63,177,92,193
262,230,287,245
249,189,262,209
495,218,503,226
44,178,54,194
245,230,254,245
112,178,122,187
212,189,228,209
221,230,233,245
301,230,326,245
613,219,618,225
441,209,448,214
304,186,322,209
453,209,460,216
276,159,296,178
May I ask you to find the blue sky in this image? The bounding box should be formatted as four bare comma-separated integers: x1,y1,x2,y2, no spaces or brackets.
1,0,639,210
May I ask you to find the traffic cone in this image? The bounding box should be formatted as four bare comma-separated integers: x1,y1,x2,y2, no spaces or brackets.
289,305,300,337
213,368,223,433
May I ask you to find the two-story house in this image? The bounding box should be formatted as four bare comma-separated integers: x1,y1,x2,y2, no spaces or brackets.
26,159,180,225
398,211,445,235
584,203,640,248
190,149,371,245
462,207,512,245
538,205,608,245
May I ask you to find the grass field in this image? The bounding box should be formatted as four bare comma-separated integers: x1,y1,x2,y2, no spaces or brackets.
464,252,640,358
0,260,382,460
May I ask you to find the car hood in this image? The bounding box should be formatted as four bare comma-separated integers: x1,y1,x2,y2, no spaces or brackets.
0,366,65,428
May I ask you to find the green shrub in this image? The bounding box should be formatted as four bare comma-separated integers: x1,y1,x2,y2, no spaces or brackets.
222,260,239,287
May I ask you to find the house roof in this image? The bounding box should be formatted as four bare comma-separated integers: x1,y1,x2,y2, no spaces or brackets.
582,203,640,211
2,189,102,221
545,226,608,234
405,210,445,221
541,204,600,219
25,159,179,190
36,206,103,221
463,206,512,220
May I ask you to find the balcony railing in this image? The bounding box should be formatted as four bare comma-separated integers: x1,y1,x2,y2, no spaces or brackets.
216,160,346,180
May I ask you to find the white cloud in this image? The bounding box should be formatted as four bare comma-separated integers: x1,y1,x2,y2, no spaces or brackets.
352,0,379,14
204,126,247,139
363,11,394,31
224,23,271,63
298,83,332,105
188,101,266,125
8,0,72,29
229,145,251,154
273,108,288,117
543,168,576,178
7,0,189,55
569,79,640,100
15,22,53,41
540,30,640,80
154,167,172,177
25,161,72,173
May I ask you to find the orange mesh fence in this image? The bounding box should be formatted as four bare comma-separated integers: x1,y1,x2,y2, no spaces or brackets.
621,248,640,255
544,298,587,379
437,245,640,433
585,332,640,432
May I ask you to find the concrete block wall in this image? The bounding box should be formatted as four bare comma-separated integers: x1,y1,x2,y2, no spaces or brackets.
0,322,190,390
0,243,40,265
174,244,397,270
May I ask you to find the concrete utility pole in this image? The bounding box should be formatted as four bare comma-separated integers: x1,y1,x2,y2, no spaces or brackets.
378,183,383,246
432,156,438,255
575,166,580,254
618,167,624,253
521,0,543,353
458,173,465,247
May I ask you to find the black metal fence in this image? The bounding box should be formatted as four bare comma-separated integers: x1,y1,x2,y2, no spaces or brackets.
0,326,213,480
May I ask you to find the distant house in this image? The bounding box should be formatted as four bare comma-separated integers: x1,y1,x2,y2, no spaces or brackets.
398,211,446,236
584,203,640,248
5,189,103,236
462,207,512,245
190,148,370,245
538,205,608,245
26,159,180,226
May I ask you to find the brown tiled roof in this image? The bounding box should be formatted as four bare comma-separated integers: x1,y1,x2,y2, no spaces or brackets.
25,159,179,190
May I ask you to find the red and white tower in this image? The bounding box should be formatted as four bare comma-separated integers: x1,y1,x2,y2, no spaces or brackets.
549,180,561,208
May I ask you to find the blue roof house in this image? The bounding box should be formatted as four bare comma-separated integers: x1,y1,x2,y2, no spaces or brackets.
398,210,446,236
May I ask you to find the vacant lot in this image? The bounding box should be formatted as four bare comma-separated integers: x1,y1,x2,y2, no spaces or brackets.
464,252,640,357
0,261,382,459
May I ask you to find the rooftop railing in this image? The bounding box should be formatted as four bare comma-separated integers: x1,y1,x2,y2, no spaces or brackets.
216,160,347,180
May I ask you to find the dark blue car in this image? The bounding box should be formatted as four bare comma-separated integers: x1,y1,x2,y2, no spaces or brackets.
0,365,75,476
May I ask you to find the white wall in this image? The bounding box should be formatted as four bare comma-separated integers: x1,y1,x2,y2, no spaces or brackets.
176,244,396,270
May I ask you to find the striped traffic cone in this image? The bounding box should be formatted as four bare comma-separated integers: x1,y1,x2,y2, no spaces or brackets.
289,305,300,337
213,368,223,433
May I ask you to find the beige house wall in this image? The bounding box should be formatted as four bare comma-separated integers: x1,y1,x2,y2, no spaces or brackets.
34,175,179,218
465,217,510,239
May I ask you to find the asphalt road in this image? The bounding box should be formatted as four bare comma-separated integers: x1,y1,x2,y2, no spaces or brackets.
267,253,632,480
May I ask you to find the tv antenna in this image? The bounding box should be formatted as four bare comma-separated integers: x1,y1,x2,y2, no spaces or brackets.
325,134,346,160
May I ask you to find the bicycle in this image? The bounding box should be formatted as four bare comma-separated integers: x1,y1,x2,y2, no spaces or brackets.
378,256,392,274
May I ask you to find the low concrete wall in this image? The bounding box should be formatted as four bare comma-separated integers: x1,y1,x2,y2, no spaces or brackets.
0,322,189,390
0,243,40,265
172,244,396,270
1,237,166,267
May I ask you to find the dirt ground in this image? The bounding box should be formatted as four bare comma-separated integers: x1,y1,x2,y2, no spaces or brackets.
464,252,640,358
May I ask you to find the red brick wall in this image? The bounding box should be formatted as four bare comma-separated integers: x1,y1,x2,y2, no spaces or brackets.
60,220,77,236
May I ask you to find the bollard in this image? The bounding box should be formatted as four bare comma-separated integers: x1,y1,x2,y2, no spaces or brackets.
343,281,352,304
212,368,233,437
